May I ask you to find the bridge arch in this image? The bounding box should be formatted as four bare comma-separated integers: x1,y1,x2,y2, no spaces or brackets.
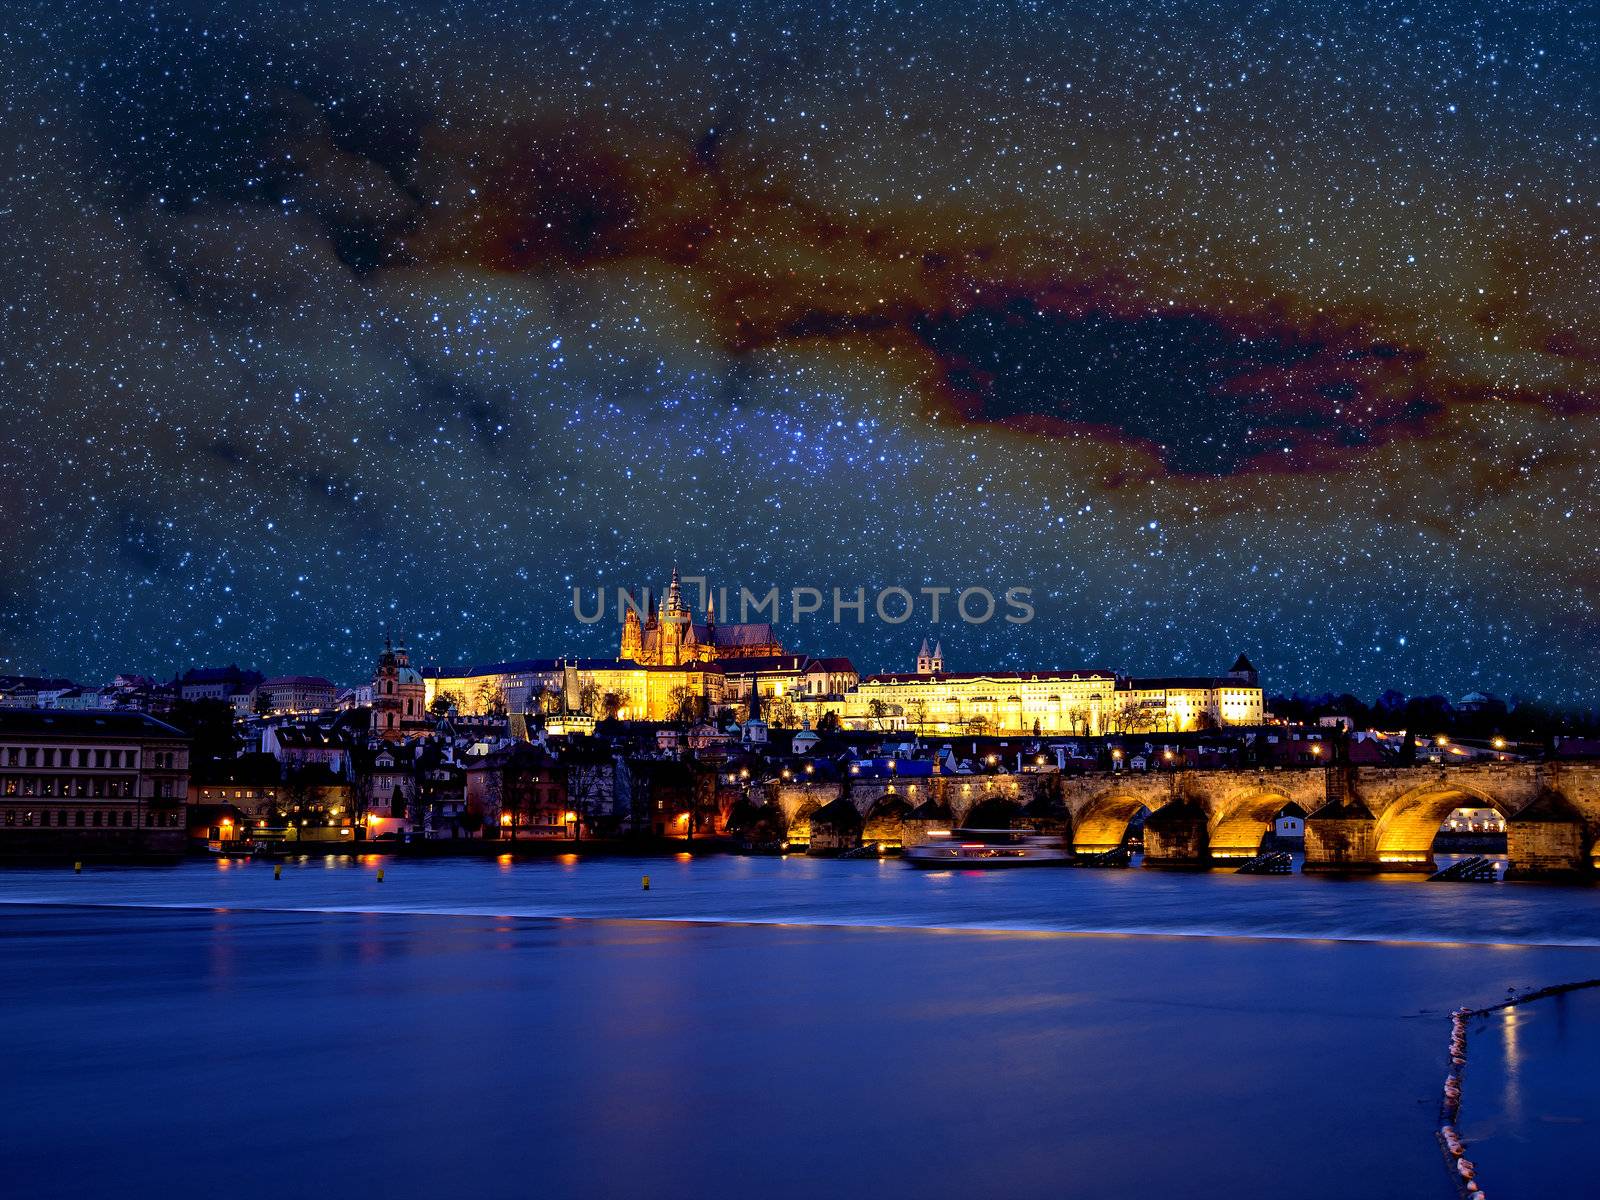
862,793,913,847
786,796,823,847
1072,791,1153,855
1375,782,1509,868
1209,790,1297,860
964,794,1028,830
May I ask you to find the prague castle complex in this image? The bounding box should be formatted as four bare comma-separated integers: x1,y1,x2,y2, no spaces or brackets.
423,571,1266,735
839,641,1262,735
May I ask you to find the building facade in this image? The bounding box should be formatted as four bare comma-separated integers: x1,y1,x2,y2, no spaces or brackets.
834,648,1264,735
254,675,339,714
0,710,190,857
427,657,728,723
177,665,263,704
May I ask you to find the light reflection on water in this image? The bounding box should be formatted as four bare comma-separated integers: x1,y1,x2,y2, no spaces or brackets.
1467,991,1600,1197
1499,1005,1523,1125
0,860,1596,1200
0,852,1594,946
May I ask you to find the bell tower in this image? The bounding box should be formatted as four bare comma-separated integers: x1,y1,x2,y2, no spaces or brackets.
660,567,690,667
372,632,401,740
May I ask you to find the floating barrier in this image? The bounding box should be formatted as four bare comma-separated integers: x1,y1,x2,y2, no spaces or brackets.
1435,982,1600,1199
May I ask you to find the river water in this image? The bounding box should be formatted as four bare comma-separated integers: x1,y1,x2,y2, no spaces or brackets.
1,855,1595,1199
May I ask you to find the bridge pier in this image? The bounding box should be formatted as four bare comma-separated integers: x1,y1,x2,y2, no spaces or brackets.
1303,801,1398,873
1503,792,1592,880
1141,798,1211,869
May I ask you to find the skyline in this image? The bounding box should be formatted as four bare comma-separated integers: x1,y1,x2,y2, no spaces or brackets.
0,579,1574,709
1,1,1596,699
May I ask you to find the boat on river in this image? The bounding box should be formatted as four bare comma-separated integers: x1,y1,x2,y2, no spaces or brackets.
206,840,259,859
904,828,1071,868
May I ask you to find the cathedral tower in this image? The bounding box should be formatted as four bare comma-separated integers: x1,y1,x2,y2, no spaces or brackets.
659,567,690,667
620,605,643,662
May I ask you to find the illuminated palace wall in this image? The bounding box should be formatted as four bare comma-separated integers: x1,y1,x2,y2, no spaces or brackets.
425,659,725,721
426,644,1262,735
832,663,1264,736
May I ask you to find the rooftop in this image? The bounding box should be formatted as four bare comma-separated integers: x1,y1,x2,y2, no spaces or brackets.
0,710,187,740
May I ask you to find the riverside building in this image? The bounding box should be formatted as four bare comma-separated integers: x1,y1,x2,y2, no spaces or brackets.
0,710,190,858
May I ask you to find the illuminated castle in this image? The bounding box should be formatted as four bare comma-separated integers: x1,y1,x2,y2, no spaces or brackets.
620,568,784,666
830,646,1264,735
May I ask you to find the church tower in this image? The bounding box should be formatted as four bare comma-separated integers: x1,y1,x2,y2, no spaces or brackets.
659,567,690,667
931,640,944,673
620,605,643,662
916,637,937,675
372,633,400,738
371,631,426,742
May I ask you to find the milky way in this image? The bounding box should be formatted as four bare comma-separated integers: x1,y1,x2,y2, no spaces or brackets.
0,1,1595,698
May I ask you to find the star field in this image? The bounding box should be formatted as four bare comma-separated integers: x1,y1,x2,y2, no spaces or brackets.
0,1,1595,698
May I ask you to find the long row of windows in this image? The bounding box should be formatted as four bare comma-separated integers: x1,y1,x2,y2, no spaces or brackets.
3,745,142,769
2,776,136,798
1,808,180,828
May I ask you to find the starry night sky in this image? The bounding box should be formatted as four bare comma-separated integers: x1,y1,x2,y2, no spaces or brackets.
1,1,1596,698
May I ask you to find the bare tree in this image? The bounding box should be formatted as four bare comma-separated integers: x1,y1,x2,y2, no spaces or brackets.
667,685,704,726
565,759,614,842
905,698,930,733
577,679,601,717
474,681,507,716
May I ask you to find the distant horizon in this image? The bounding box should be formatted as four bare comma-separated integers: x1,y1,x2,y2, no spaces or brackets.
5,626,1588,712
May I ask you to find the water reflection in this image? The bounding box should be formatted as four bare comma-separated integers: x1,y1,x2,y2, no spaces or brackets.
2,905,1595,1200
1,855,1598,947
1499,1006,1523,1125
1465,990,1599,1196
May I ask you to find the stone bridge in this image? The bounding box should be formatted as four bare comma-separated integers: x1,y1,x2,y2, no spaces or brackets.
766,762,1600,877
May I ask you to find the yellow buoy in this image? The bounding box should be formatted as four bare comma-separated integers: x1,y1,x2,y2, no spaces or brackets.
377,867,385,883
274,863,282,880
642,874,650,891
74,861,82,874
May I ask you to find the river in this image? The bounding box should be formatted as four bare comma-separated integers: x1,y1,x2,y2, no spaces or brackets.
0,854,1594,1199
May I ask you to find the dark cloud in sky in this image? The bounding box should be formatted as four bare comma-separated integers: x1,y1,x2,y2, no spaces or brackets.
914,301,1443,476
0,0,1596,699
